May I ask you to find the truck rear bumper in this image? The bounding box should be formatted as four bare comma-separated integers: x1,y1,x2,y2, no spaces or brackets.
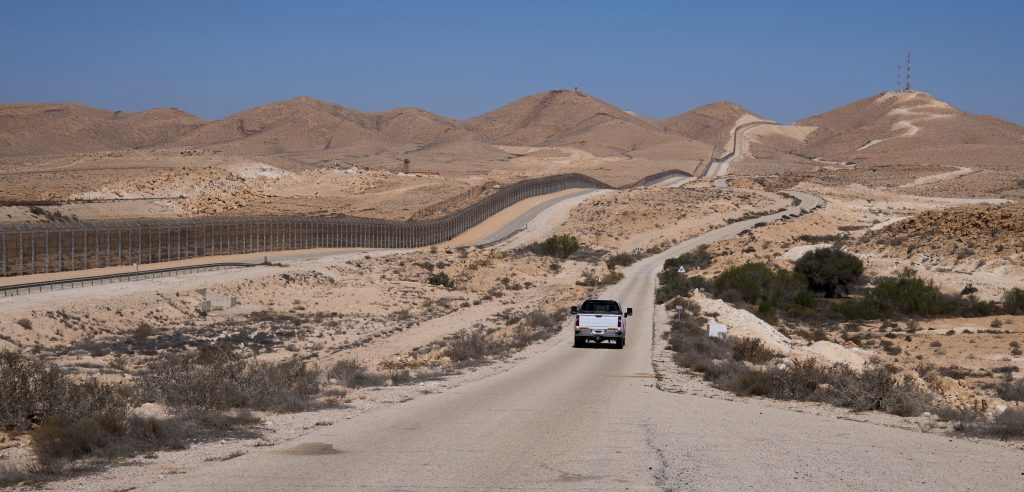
575,329,623,341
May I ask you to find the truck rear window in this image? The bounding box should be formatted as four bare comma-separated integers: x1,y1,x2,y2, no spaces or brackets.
580,300,621,314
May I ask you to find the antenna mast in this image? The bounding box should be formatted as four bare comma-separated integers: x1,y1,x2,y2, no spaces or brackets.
905,51,912,91
897,64,901,92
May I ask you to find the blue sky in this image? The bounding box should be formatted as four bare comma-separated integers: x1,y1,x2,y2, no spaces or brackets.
2,1,1022,123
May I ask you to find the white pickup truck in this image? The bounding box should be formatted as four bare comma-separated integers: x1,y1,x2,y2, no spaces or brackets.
570,299,633,348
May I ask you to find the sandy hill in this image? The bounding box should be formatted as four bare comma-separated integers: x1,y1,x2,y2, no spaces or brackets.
794,91,1024,167
374,107,474,144
462,90,708,157
661,101,765,147
0,103,205,158
174,97,386,156
173,97,480,159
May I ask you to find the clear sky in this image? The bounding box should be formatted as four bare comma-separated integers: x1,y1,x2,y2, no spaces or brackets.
2,0,1022,123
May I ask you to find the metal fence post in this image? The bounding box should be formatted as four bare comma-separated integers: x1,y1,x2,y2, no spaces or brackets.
29,231,35,275
57,227,63,272
0,226,6,277
17,228,24,276
70,226,76,271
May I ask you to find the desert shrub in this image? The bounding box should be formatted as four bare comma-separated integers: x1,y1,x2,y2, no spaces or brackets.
329,360,384,388
0,350,126,434
756,361,931,416
713,263,815,312
796,234,844,243
663,245,713,271
532,234,580,259
987,408,1024,438
665,296,701,316
793,248,864,297
328,360,414,388
136,349,320,412
655,268,708,304
427,271,454,289
663,326,933,417
16,319,32,330
523,310,557,329
601,271,624,285
30,410,185,469
998,378,1024,402
1004,288,1024,315
605,253,636,269
443,330,506,363
958,408,1024,439
836,268,954,319
730,338,781,364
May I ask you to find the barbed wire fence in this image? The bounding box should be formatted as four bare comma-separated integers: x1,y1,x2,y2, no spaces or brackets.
0,170,691,278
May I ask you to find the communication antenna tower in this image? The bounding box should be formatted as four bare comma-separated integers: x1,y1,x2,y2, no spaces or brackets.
905,51,912,91
897,64,901,92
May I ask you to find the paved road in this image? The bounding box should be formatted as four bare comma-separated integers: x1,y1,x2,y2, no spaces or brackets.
143,189,1022,491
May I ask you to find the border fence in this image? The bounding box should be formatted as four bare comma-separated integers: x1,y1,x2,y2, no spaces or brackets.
0,170,691,278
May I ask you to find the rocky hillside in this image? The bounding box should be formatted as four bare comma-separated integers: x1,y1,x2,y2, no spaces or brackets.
661,101,764,148
857,202,1024,267
462,89,708,157
0,104,204,157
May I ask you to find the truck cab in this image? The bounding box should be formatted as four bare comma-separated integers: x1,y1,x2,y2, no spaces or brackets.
570,299,632,348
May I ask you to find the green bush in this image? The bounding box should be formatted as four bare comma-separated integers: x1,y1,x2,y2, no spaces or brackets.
713,263,815,312
837,268,953,319
1004,288,1024,315
533,234,580,259
427,271,454,288
655,269,708,304
793,248,864,297
606,253,636,269
663,245,713,271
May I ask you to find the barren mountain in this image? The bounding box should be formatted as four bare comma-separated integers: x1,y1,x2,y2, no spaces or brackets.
795,91,1024,167
374,107,474,144
661,101,765,148
173,97,389,157
171,97,487,166
463,90,708,158
0,103,204,158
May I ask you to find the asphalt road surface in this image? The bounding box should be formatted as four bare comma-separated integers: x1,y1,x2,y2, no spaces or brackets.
143,190,1023,491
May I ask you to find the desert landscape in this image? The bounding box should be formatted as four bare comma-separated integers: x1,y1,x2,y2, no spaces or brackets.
2,83,1024,490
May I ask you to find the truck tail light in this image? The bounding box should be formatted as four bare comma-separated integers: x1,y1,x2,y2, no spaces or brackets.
575,315,580,327
617,316,622,328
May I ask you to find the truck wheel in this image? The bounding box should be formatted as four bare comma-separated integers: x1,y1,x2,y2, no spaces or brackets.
573,337,584,348
615,338,624,349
